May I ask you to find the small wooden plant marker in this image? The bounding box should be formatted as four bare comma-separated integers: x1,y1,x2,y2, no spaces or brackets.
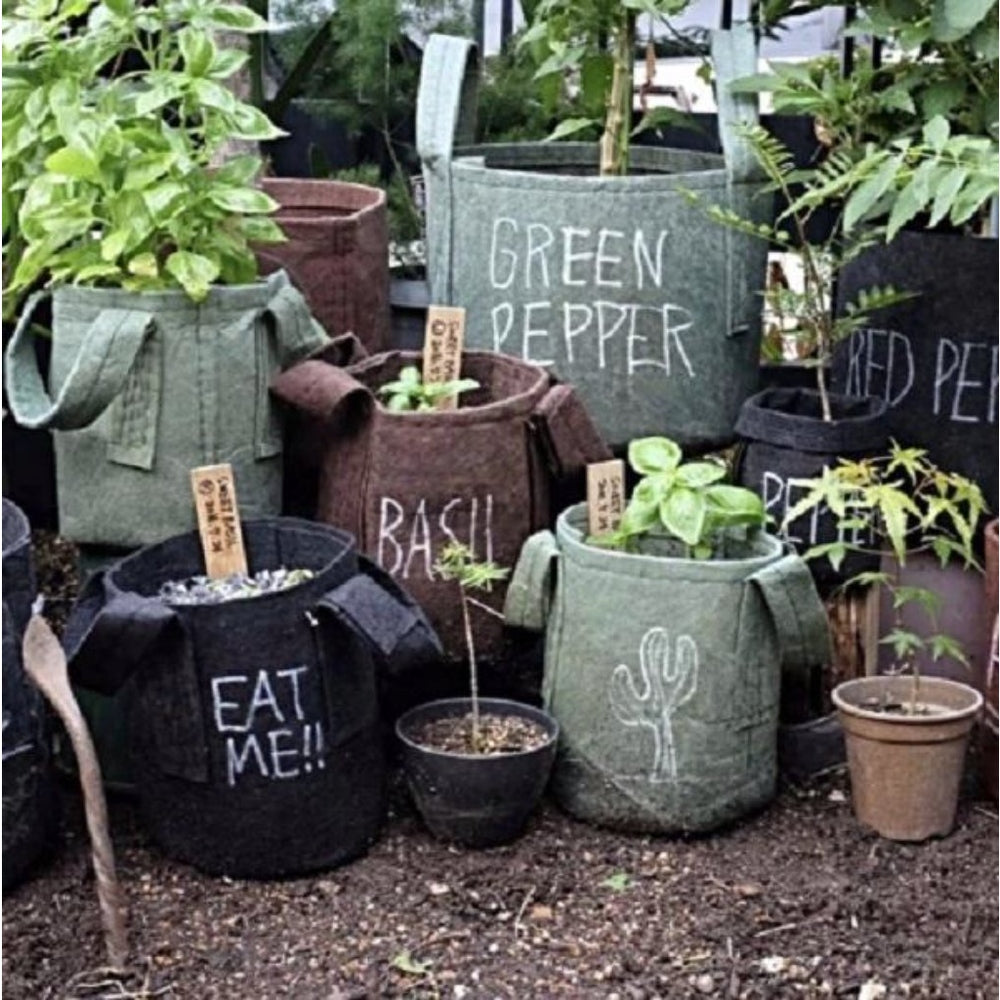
422,305,466,410
586,459,626,538
190,463,248,578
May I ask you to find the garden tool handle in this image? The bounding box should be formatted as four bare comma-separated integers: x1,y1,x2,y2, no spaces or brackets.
5,291,155,431
503,530,560,633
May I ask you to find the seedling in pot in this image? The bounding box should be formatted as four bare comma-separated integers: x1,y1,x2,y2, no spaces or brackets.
589,436,766,559
376,365,479,412
786,442,988,714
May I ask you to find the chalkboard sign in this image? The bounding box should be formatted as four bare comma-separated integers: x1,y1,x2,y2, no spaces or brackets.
832,230,998,515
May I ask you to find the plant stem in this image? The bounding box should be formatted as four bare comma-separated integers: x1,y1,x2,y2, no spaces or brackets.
600,9,634,177
460,586,481,752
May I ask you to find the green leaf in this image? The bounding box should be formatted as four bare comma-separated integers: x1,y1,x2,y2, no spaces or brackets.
660,487,707,548
928,167,969,228
879,628,924,659
165,251,219,302
44,146,99,181
390,950,431,976
923,115,950,154
675,461,726,488
928,633,968,665
208,48,250,80
126,253,158,278
228,104,285,141
545,117,598,142
704,485,766,526
208,185,277,215
179,28,215,77
886,177,929,241
207,5,269,32
600,872,632,891
629,437,682,475
843,155,900,232
100,228,130,262
214,155,261,188
802,541,848,571
940,0,996,34
240,216,285,244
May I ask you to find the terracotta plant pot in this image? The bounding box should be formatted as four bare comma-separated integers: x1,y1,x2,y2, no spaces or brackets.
983,618,998,801
833,676,983,842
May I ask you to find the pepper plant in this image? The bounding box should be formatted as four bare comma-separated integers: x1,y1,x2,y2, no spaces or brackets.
377,365,479,412
433,542,509,752
785,442,988,712
3,0,286,313
590,436,766,558
520,0,691,176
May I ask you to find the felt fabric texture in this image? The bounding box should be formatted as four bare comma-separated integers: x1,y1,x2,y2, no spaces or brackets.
504,504,830,833
734,388,889,594
271,350,610,663
832,230,999,514
257,179,390,353
416,29,770,452
2,501,58,891
4,271,328,548
62,517,441,879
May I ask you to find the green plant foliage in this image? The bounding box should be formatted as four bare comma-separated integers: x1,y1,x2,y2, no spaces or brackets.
376,365,479,412
590,436,766,558
785,442,989,695
3,0,285,311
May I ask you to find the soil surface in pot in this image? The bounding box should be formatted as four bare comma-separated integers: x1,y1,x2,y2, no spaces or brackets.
157,567,315,605
408,712,549,755
8,533,997,1000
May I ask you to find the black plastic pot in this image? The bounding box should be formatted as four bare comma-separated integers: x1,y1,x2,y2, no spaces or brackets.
263,100,358,179
2,500,58,891
778,714,846,784
389,272,430,350
396,698,558,848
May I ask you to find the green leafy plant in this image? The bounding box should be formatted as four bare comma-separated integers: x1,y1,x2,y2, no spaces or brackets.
434,542,510,752
697,125,914,420
520,0,692,175
377,365,479,412
785,442,989,712
3,0,285,311
590,436,766,558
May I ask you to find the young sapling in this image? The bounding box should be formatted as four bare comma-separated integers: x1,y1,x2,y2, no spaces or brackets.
377,366,479,412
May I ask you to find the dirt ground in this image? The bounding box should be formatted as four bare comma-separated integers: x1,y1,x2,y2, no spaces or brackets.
4,535,998,1000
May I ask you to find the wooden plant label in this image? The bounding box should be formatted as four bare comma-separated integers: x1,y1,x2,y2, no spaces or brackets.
190,463,248,579
423,305,465,410
587,459,626,538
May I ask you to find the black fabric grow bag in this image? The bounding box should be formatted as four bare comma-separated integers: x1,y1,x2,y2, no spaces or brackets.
63,517,441,879
2,500,58,891
735,387,889,595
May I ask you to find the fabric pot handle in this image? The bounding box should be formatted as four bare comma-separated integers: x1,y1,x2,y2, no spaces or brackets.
315,556,443,678
709,23,761,185
270,355,373,432
5,291,157,437
62,571,208,783
309,332,370,367
255,271,332,459
749,552,831,680
532,383,612,477
503,530,560,633
416,34,479,304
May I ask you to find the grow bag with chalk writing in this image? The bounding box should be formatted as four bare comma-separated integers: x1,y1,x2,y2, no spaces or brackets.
504,505,830,833
62,517,441,879
416,27,770,452
257,178,390,353
2,500,58,892
832,230,999,514
4,271,328,549
271,343,609,665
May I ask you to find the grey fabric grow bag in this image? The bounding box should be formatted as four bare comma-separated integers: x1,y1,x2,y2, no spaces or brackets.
4,271,327,548
504,505,830,833
417,27,769,452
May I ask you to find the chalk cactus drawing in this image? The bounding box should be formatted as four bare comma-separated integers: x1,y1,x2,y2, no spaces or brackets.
609,628,698,783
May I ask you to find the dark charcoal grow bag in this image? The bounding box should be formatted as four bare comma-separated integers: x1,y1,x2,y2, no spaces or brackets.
735,387,889,594
272,346,609,666
397,698,558,847
832,230,998,514
63,517,441,879
2,500,58,891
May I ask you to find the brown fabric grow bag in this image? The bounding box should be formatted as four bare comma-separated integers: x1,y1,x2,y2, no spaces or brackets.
272,347,609,663
257,179,389,352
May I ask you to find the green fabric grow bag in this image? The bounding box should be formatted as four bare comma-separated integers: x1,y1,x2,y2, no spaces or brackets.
5,271,327,548
504,505,830,833
417,27,769,452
